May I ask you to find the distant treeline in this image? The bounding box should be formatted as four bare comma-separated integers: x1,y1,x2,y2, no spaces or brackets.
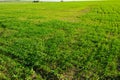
0,0,33,1
0,0,64,2
0,0,21,1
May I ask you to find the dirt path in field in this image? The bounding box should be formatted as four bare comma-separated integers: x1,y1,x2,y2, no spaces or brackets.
59,5,93,23
80,8,90,14
79,4,96,15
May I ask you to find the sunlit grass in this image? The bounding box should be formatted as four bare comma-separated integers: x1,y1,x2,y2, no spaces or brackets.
0,1,120,80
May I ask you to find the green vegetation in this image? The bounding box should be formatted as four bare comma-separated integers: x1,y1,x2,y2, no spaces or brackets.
0,1,120,80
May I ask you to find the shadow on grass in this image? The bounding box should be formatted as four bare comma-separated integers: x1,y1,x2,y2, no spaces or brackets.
33,65,59,80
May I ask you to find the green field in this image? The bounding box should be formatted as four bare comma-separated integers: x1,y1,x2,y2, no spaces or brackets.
0,1,120,80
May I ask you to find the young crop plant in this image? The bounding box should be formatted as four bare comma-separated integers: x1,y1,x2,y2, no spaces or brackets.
0,1,120,80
